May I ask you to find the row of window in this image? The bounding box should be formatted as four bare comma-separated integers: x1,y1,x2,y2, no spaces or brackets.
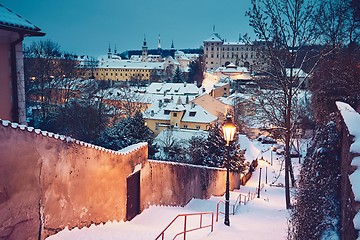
97,72,149,77
205,54,253,59
101,68,151,72
205,47,255,51
154,122,201,130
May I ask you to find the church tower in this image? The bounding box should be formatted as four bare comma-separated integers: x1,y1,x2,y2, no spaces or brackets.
170,40,176,58
108,43,112,59
142,35,148,62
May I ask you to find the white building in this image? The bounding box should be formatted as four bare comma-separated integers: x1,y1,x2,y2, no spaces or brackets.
203,32,265,71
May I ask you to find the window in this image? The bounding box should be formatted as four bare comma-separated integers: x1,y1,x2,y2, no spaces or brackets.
164,110,170,115
189,111,196,117
184,125,188,129
173,112,177,117
196,125,201,130
155,123,160,130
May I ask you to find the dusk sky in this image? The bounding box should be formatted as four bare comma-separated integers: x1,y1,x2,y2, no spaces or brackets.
3,0,255,57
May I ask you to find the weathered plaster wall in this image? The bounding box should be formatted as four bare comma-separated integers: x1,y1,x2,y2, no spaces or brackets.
0,121,147,239
141,160,241,209
0,119,243,240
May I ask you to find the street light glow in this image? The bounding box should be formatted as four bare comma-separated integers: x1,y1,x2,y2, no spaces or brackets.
222,115,236,146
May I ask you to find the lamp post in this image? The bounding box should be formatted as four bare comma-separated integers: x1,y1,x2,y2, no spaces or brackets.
222,115,236,227
257,157,265,198
260,156,269,184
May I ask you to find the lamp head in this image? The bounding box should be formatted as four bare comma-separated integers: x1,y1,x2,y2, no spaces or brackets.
222,115,236,146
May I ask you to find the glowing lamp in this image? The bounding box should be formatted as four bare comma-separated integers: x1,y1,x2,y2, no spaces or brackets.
222,115,236,146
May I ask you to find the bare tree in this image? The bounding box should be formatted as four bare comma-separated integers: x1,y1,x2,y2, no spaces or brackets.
24,40,80,124
246,0,333,209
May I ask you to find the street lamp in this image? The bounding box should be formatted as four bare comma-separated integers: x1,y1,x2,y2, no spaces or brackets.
257,157,266,198
222,115,237,227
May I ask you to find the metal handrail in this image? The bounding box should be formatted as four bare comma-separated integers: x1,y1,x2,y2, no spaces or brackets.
216,188,262,222
216,196,241,222
155,212,214,240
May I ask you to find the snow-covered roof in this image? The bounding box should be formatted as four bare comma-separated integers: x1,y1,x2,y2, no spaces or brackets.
0,4,44,35
216,65,249,74
146,82,201,96
285,68,308,78
155,128,208,146
181,104,217,123
223,42,247,45
204,33,223,42
144,100,217,124
191,93,229,117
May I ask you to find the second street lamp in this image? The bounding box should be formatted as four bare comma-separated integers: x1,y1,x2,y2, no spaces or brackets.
257,157,266,198
222,115,237,227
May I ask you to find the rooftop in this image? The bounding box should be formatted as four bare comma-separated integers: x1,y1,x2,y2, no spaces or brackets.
0,4,44,36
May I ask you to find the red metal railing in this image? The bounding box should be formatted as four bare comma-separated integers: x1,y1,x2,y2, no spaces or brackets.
216,189,261,222
155,212,214,240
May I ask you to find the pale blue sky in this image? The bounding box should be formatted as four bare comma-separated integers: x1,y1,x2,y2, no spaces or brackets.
2,0,255,57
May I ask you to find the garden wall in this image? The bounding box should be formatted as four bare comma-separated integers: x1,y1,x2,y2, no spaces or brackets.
0,120,147,239
140,160,241,209
0,119,242,240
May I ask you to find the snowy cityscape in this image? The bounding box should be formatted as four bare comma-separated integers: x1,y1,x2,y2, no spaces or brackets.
0,1,360,240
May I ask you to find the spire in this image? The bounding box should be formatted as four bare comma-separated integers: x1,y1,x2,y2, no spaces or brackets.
170,40,175,58
213,25,216,33
158,34,161,49
108,43,111,59
143,34,147,47
142,35,148,62
114,44,117,54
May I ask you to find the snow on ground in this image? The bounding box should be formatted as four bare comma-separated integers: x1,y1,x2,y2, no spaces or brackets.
47,137,296,240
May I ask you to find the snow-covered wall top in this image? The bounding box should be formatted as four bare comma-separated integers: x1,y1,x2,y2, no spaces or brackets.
0,119,147,156
336,101,360,231
336,101,360,153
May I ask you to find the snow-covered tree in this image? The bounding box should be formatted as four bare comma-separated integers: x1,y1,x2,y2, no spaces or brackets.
288,116,341,239
96,111,156,156
192,121,246,172
172,66,183,83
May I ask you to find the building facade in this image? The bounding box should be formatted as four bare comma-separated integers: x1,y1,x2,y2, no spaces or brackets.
0,4,45,124
203,32,264,71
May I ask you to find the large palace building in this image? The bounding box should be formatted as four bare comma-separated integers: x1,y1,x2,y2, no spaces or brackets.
203,32,265,71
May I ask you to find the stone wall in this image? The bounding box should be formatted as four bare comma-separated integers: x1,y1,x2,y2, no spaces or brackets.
337,102,360,240
0,121,147,239
0,120,242,240
339,120,358,239
140,160,241,209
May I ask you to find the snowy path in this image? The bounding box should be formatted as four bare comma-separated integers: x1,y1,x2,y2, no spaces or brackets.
47,139,292,240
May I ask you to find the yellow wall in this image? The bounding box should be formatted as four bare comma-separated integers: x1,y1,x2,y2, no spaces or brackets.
180,121,211,131
145,119,170,136
169,111,184,128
